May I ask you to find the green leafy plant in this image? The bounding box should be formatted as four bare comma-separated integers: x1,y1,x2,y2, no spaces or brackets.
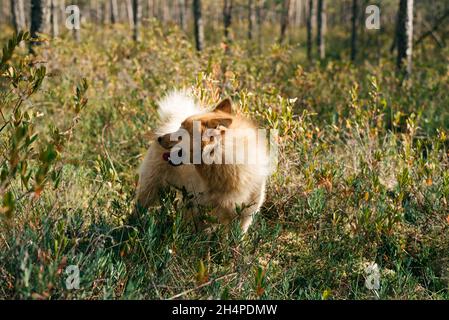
0,32,87,219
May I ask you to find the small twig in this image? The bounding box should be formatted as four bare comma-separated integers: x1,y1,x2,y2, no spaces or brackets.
168,272,238,300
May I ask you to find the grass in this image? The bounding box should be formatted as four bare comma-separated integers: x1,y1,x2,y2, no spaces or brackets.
0,21,448,300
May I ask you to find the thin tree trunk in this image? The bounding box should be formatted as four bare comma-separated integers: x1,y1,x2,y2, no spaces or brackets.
103,0,110,24
279,0,290,44
11,0,26,32
44,0,52,34
147,0,153,19
10,0,16,32
294,0,302,27
223,0,233,41
193,0,204,51
160,0,169,23
256,0,263,50
126,0,134,28
1,0,11,26
397,0,414,75
30,0,47,45
306,0,313,60
248,0,256,40
350,0,358,61
10,0,18,31
94,0,102,24
178,0,186,31
110,0,118,24
59,0,65,28
50,0,58,37
316,0,325,59
133,0,142,41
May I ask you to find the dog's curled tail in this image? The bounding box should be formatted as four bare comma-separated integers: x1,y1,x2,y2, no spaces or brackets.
156,90,204,135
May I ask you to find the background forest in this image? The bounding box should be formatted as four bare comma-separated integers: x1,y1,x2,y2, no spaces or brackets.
0,0,449,299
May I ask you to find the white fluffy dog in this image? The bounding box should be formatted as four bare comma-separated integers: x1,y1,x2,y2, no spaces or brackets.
137,91,270,233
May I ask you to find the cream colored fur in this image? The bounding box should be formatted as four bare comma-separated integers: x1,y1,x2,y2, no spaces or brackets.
137,91,268,233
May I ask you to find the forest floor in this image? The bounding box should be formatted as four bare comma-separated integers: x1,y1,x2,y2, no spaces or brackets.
1,23,449,299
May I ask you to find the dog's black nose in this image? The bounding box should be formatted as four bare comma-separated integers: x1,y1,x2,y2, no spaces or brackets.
158,136,162,143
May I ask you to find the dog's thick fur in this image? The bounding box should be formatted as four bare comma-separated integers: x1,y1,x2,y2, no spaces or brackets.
137,91,269,233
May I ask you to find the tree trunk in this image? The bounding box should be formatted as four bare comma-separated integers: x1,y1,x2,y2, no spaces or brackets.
30,0,47,42
397,0,414,75
350,0,358,61
94,0,102,24
306,0,313,60
110,0,118,24
248,0,256,40
159,0,169,23
44,0,52,33
193,0,204,51
60,0,65,27
223,0,233,41
316,0,325,59
294,0,303,27
133,0,142,41
256,0,264,50
103,1,110,24
126,0,134,28
279,0,290,44
10,0,26,32
1,0,11,26
147,0,153,19
50,0,58,37
10,0,18,31
178,0,186,31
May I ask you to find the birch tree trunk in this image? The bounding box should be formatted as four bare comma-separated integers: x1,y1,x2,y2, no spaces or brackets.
110,0,118,24
223,0,233,41
1,0,11,26
279,0,291,44
133,0,142,41
147,0,153,19
193,0,204,51
256,0,264,50
178,0,187,31
44,0,52,34
10,0,26,32
126,0,135,28
294,0,303,27
31,0,47,39
94,0,102,24
248,0,256,40
51,0,59,37
397,0,414,75
306,0,314,60
59,0,65,28
316,0,326,59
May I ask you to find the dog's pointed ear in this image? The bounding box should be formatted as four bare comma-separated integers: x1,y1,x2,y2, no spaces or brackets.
206,117,233,129
214,98,232,114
